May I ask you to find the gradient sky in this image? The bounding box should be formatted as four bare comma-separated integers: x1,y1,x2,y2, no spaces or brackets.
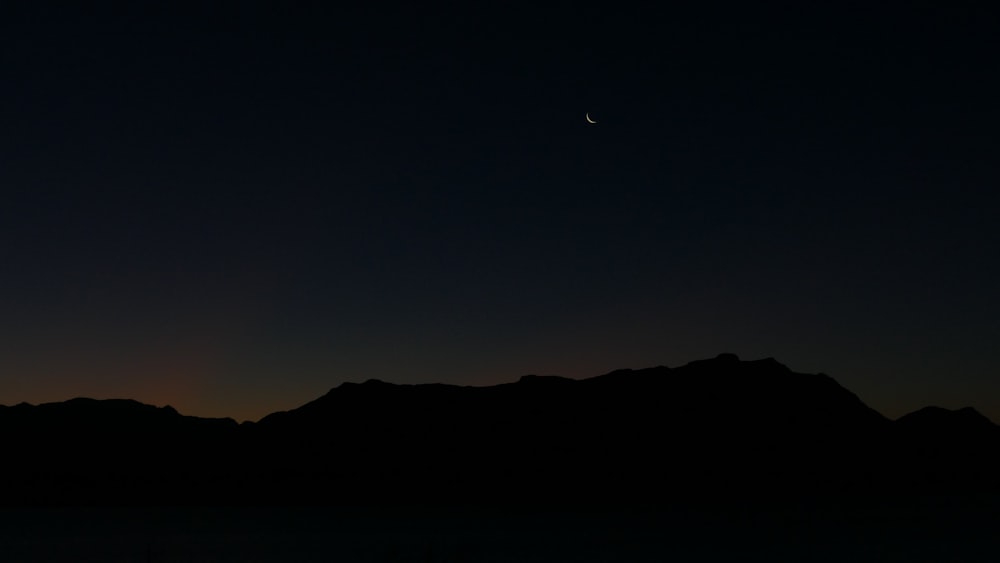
2,3,997,423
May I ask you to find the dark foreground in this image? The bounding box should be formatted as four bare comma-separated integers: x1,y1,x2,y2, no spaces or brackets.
1,497,998,562
4,356,1000,560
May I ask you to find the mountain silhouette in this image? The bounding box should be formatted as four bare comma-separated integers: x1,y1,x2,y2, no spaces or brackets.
2,354,998,506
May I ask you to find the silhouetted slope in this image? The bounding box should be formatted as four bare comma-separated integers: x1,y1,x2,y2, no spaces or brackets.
896,405,998,436
246,354,895,503
1,354,998,506
0,399,238,505
889,406,1000,492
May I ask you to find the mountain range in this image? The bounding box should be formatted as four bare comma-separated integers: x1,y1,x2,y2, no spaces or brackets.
2,354,998,506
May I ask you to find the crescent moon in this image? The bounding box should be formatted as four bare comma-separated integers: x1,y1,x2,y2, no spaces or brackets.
585,112,597,124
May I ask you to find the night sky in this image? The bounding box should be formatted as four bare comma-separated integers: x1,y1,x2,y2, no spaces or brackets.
2,3,997,423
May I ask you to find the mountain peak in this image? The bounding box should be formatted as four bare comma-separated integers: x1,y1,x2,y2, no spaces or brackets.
3,354,1000,505
749,356,791,371
897,405,997,428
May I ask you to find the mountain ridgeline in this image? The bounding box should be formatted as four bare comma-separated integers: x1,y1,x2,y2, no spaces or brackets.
2,354,998,506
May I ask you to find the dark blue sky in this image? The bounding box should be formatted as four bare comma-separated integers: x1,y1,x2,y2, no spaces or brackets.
2,3,997,422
